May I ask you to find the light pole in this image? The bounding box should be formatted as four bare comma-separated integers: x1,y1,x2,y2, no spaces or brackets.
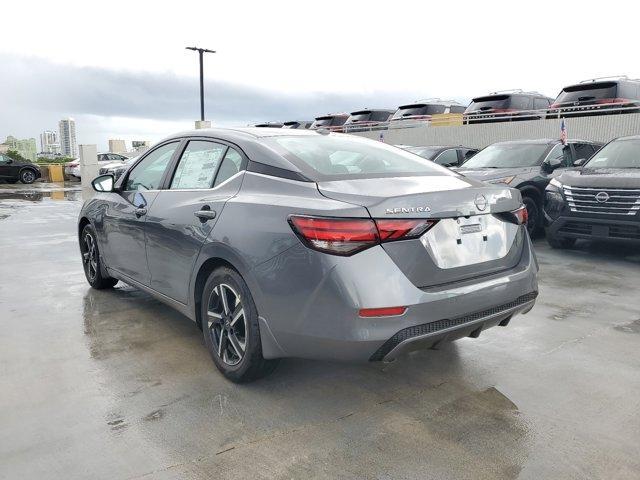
185,46,216,124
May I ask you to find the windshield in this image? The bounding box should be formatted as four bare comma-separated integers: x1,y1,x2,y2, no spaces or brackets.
461,143,549,168
585,138,640,168
262,135,452,180
404,146,442,160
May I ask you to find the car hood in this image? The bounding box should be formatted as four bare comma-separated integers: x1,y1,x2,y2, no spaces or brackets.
555,168,640,189
456,166,537,181
316,174,521,218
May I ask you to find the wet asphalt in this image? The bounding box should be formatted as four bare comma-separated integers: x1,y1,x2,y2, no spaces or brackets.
0,182,639,480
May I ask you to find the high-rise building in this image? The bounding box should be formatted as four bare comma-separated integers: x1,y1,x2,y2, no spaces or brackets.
132,140,151,153
40,130,60,155
58,118,78,158
4,136,37,162
108,139,127,154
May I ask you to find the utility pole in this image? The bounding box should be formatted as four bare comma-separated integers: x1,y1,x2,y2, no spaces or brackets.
185,46,216,127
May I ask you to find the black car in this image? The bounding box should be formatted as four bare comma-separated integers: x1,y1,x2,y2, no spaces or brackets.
401,145,478,167
283,120,313,129
0,153,41,184
464,90,553,124
458,139,602,234
548,77,640,118
343,109,394,131
545,136,640,247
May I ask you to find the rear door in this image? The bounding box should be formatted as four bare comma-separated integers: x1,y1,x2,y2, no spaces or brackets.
0,155,12,178
145,140,246,303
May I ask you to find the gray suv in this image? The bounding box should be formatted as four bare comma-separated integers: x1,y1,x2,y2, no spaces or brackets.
80,128,538,382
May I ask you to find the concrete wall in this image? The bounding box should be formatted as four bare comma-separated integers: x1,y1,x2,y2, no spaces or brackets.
353,113,640,148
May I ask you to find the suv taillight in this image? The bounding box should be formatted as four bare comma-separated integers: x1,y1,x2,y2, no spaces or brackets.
288,215,438,256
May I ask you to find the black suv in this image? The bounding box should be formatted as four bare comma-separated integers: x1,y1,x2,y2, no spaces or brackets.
457,139,602,234
548,77,640,118
464,90,553,124
545,136,640,247
401,145,478,167
0,153,41,184
310,113,350,132
390,100,466,123
343,109,394,131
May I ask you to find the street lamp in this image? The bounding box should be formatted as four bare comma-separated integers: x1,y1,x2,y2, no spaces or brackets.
185,46,216,122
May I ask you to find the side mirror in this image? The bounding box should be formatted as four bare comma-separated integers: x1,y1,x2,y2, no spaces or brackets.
91,174,115,192
543,157,563,173
573,158,587,167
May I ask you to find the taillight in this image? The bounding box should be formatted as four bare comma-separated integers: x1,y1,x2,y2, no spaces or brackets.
595,98,630,105
513,205,528,225
288,216,378,256
288,215,439,256
375,219,436,241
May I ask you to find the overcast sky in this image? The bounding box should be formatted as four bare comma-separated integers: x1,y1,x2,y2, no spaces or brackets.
2,0,639,151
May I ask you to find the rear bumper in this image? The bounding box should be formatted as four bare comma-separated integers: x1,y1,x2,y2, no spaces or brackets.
545,214,640,243
251,233,539,362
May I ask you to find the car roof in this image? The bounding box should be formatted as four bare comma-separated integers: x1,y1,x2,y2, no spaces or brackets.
613,135,640,141
350,108,395,114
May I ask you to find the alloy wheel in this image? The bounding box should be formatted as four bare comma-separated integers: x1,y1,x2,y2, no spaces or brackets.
22,170,35,183
207,283,247,366
82,233,98,281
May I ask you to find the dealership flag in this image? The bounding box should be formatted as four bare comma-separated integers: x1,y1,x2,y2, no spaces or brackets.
560,119,568,145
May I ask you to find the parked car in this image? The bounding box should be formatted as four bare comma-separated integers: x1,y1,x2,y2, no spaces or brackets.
0,153,41,184
99,156,139,181
310,113,349,132
547,77,640,118
545,135,640,247
343,109,394,131
401,145,479,167
464,90,553,124
457,139,602,234
253,122,284,128
80,128,538,382
283,120,313,129
390,100,466,124
65,153,128,179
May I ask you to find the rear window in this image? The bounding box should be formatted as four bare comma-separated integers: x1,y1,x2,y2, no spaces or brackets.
391,104,446,120
461,143,550,168
465,95,532,112
586,138,640,169
262,135,452,180
555,82,619,103
404,146,442,160
346,112,372,123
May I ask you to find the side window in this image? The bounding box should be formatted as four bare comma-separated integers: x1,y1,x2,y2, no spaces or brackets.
574,143,595,161
434,149,459,166
213,148,244,187
535,98,550,110
547,144,571,166
450,105,466,114
125,142,178,191
170,141,227,190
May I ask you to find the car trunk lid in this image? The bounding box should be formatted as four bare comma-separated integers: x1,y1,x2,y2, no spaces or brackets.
317,175,525,288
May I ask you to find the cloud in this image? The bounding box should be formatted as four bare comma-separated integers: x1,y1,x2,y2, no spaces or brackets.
0,54,435,147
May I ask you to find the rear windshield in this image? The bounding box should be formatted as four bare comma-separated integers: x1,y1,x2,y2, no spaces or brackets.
461,143,550,168
346,112,372,123
586,138,640,168
465,95,532,112
391,104,446,120
555,82,618,103
262,135,453,180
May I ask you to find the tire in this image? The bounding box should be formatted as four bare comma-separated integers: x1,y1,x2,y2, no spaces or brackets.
20,169,37,184
80,224,118,289
522,196,541,237
201,267,279,383
545,230,577,249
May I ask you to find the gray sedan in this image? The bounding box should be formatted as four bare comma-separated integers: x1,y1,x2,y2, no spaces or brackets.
80,128,538,382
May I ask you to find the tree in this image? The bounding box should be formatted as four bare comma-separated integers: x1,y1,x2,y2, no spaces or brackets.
5,150,30,163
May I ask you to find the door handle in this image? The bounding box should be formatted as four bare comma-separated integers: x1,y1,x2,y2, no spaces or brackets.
135,207,147,217
194,209,217,221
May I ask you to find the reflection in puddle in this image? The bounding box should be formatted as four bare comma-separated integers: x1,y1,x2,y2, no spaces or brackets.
0,183,81,220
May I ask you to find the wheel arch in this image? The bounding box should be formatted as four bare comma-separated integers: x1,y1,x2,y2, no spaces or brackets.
193,256,239,330
518,184,543,206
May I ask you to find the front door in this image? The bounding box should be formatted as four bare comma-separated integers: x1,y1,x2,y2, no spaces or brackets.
101,141,180,285
145,141,246,303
